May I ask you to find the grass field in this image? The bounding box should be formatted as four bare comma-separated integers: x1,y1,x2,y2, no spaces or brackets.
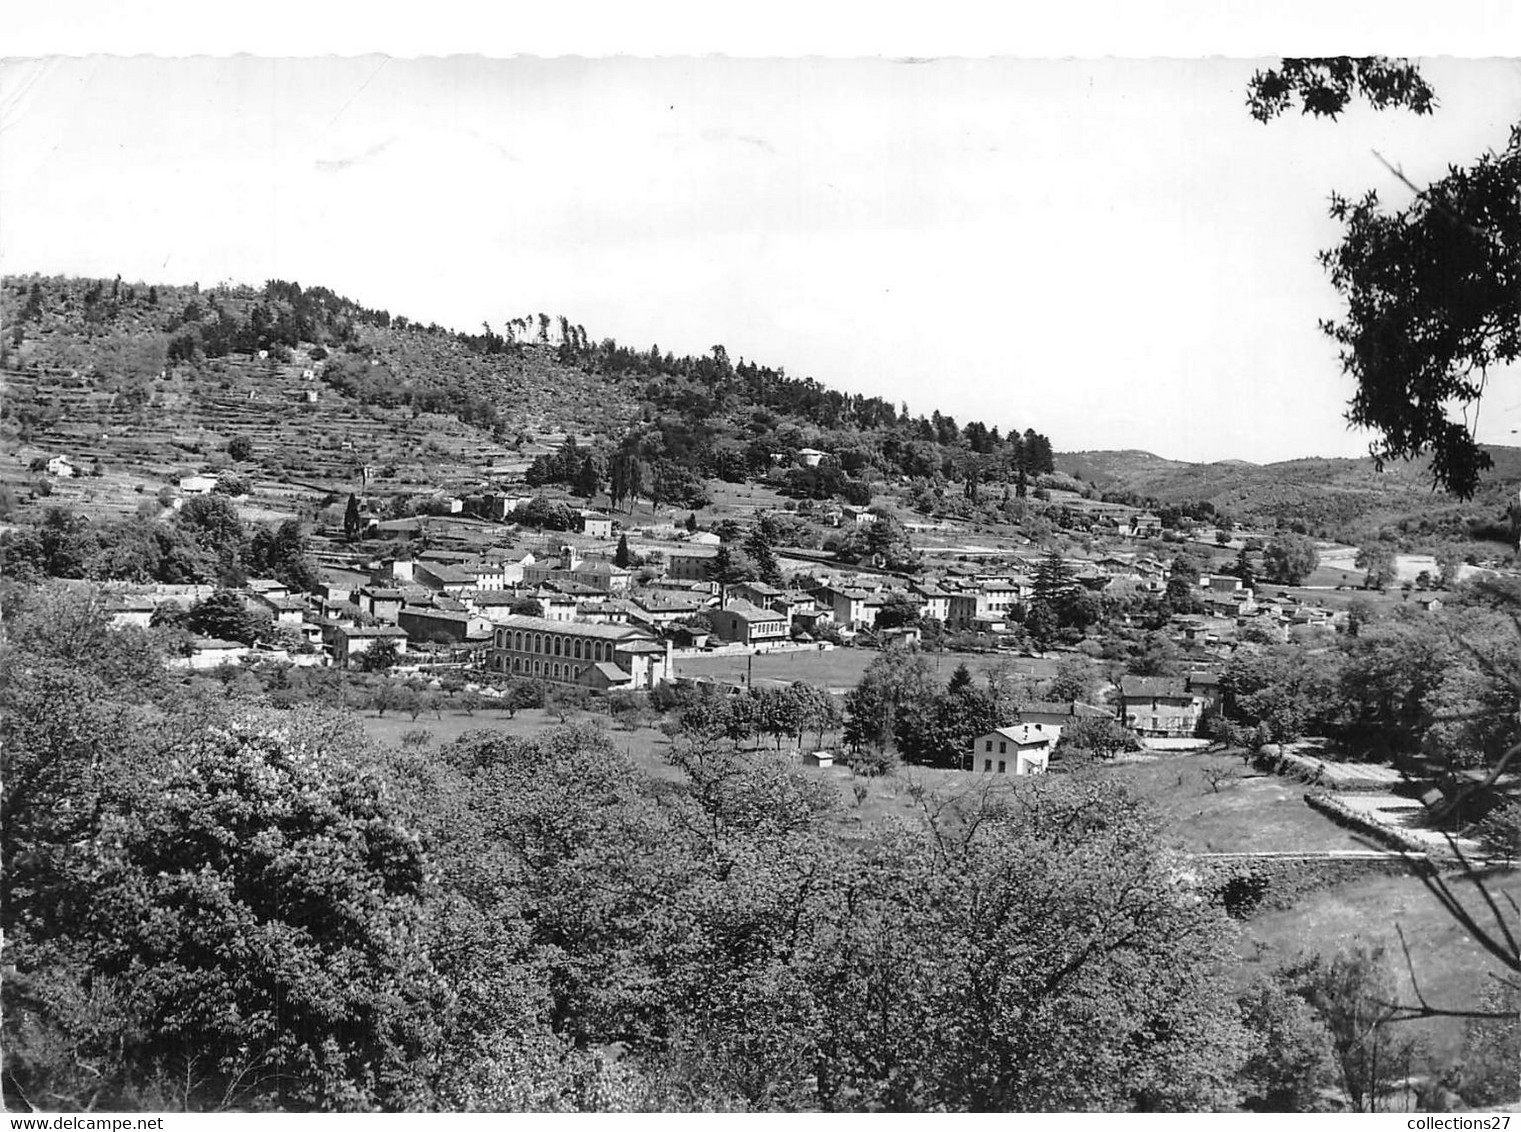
674,647,1059,692
1237,868,1521,1071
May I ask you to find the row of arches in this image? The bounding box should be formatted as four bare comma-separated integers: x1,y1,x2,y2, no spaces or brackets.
494,628,618,664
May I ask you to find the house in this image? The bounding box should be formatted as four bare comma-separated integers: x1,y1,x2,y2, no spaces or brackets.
46,455,76,478
487,615,673,689
945,591,981,631
105,597,156,629
911,583,953,624
668,549,719,584
797,447,828,468
1015,700,1112,744
684,530,722,547
328,624,409,668
178,474,218,495
580,512,615,539
356,586,406,623
1119,675,1207,738
840,505,875,526
397,605,493,644
414,562,477,596
577,600,633,625
729,580,783,609
970,725,1054,775
818,585,875,629
628,592,705,629
522,546,632,593
250,593,308,627
708,600,789,646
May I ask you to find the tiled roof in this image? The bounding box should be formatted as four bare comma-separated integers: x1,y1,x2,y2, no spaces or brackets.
490,614,652,641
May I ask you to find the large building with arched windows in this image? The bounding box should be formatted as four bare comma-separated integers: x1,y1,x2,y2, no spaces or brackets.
487,614,673,690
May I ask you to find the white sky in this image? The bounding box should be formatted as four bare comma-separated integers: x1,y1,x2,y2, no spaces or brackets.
3,5,1520,464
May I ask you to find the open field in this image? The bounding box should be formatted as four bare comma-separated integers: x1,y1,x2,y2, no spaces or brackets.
1092,751,1369,853
674,647,1059,692
1237,868,1521,1070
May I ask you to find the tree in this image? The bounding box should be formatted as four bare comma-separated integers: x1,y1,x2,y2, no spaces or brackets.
177,494,245,570
343,493,363,542
1233,546,1257,591
1251,58,1515,499
2,707,444,1111
186,589,261,645
1263,533,1319,585
1236,977,1337,1112
226,435,254,462
613,534,631,568
1055,715,1139,761
510,595,545,617
873,591,922,631
1355,544,1397,591
1274,942,1424,1112
1045,654,1098,704
246,518,319,592
357,638,400,671
742,525,783,588
843,648,938,755
1031,551,1077,609
574,455,601,501
1023,601,1059,652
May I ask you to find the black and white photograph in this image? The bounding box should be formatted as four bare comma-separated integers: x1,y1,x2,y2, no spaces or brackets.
2,6,1519,1118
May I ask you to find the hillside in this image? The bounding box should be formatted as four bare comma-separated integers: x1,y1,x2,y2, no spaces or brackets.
0,274,1057,530
1058,446,1521,549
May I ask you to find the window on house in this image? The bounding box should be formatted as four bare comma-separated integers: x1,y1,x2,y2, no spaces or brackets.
985,740,992,752
999,741,1007,754
983,759,992,772
997,761,1006,773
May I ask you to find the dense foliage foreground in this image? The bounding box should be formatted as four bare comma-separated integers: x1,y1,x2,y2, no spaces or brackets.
3,588,1515,1112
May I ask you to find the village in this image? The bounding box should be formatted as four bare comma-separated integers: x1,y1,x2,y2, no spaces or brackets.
78,434,1471,776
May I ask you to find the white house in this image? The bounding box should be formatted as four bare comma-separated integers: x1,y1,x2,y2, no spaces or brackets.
178,474,218,495
970,725,1054,775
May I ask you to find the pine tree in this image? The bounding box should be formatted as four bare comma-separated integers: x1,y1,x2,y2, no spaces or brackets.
574,455,601,501
614,534,631,569
743,526,782,587
343,493,362,542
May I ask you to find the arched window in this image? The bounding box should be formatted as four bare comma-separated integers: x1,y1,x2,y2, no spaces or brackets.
555,636,563,656
513,657,521,673
514,631,523,650
552,663,560,679
533,633,542,653
574,639,582,659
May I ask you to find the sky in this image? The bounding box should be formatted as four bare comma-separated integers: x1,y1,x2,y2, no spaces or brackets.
3,7,1520,465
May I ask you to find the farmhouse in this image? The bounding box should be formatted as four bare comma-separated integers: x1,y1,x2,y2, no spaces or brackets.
970,725,1054,775
1119,675,1207,738
579,512,615,539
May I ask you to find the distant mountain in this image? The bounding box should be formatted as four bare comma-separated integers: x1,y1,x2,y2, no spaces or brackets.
1057,446,1521,546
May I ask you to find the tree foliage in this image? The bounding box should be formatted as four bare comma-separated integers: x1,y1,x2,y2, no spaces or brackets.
1252,57,1518,497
